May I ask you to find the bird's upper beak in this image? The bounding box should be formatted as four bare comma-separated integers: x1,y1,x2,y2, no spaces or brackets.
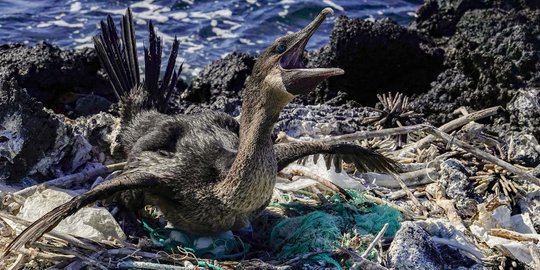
280,8,345,96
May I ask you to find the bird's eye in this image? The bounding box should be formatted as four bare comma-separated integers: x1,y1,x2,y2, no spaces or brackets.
276,43,287,53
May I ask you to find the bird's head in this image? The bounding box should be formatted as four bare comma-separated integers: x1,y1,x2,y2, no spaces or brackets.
247,8,344,107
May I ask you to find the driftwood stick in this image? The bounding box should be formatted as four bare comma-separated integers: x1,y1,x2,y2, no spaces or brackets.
18,247,75,261
361,223,389,258
399,106,502,152
6,254,25,270
0,212,96,252
489,228,540,243
292,169,353,200
363,194,423,220
14,162,127,197
117,261,190,270
426,126,540,186
31,243,109,270
277,125,428,144
283,250,340,266
318,124,428,144
393,174,428,216
339,248,389,270
357,167,437,189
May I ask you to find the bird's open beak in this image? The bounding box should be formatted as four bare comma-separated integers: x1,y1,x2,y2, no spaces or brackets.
280,8,345,95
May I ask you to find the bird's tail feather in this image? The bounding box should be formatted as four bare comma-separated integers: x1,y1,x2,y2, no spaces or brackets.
93,8,182,122
2,173,158,257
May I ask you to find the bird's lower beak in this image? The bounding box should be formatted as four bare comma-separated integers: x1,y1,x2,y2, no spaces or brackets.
280,8,345,95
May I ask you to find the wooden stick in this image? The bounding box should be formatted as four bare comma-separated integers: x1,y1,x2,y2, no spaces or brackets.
283,249,340,266
277,125,428,144
426,126,540,186
317,124,428,144
339,248,389,270
292,169,353,200
0,212,97,252
6,254,25,270
14,162,126,197
363,194,423,220
117,261,191,270
399,106,502,152
361,223,389,258
489,228,540,244
17,247,75,261
393,174,428,216
356,167,437,189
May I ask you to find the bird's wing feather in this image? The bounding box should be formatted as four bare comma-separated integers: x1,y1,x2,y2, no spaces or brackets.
274,141,398,173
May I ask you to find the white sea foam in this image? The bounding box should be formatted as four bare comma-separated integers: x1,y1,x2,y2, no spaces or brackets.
223,20,241,30
74,35,93,43
239,38,255,45
210,27,238,40
70,2,82,13
279,7,289,17
170,11,188,20
190,9,232,19
37,20,84,28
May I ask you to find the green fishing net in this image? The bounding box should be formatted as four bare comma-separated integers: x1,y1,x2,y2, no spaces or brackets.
142,190,400,268
269,190,401,264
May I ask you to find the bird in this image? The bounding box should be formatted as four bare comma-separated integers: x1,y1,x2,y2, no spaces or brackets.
3,7,397,256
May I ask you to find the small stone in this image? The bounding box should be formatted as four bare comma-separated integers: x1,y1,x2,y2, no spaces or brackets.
438,159,477,218
388,221,444,270
506,133,540,167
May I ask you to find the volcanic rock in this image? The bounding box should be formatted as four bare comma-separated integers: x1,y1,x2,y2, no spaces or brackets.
411,6,540,125
0,42,113,117
0,78,93,183
182,52,255,103
306,16,444,105
388,221,444,270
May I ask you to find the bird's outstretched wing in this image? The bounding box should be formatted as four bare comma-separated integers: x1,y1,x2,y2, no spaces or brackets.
274,141,398,173
2,173,160,258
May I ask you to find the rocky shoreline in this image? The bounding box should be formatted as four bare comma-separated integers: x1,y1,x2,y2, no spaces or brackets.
1,0,540,269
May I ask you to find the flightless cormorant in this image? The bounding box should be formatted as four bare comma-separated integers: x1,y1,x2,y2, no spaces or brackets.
3,7,397,256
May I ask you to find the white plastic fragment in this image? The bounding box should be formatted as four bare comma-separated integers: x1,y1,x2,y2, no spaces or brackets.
7,187,125,241
471,204,540,267
281,158,366,190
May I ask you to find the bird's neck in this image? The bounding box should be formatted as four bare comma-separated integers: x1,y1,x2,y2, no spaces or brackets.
217,88,283,210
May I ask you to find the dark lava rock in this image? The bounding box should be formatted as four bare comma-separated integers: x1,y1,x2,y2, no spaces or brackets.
411,7,540,125
276,103,376,138
506,133,540,167
438,159,477,219
307,16,444,105
413,0,540,38
0,42,113,117
182,52,255,103
0,78,93,183
388,221,444,270
506,89,540,138
420,220,480,269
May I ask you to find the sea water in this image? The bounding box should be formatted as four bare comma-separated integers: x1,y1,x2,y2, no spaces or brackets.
0,0,420,75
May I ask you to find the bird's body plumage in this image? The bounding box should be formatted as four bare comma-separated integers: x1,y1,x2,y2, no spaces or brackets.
120,109,274,233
